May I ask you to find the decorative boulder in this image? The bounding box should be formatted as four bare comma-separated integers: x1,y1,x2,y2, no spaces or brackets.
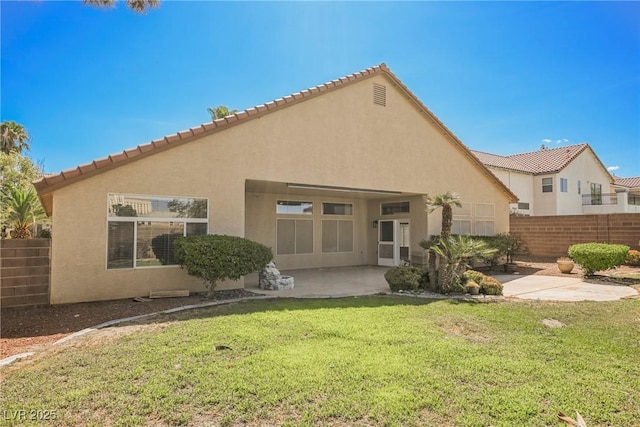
259,261,294,291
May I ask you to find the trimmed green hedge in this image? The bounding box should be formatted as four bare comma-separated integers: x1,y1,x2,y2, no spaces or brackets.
174,234,273,296
568,243,629,276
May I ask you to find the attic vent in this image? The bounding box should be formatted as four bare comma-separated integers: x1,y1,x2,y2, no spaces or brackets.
373,83,386,106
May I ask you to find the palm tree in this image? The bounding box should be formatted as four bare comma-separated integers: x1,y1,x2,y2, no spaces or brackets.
82,0,159,13
423,192,462,239
422,192,462,289
1,121,30,155
5,186,46,239
207,105,237,121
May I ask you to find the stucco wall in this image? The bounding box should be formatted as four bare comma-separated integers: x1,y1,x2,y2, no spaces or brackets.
46,73,512,303
555,150,611,215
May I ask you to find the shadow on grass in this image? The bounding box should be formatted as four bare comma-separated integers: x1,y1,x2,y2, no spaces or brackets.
103,294,483,331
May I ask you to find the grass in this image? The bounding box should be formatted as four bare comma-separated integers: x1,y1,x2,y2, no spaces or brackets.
2,296,639,426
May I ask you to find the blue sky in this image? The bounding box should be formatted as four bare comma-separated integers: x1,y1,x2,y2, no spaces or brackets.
2,1,639,177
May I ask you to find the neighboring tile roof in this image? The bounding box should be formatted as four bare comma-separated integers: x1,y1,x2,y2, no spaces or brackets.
34,63,517,209
470,150,533,174
613,176,640,189
472,143,608,175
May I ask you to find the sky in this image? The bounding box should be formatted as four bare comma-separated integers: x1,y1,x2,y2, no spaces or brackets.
2,1,639,177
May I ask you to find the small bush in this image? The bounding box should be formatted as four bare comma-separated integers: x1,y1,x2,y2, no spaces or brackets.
568,243,630,276
384,267,426,292
174,234,273,297
462,270,503,295
626,249,640,267
479,276,503,295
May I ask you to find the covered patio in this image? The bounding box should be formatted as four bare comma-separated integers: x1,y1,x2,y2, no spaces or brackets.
245,265,391,298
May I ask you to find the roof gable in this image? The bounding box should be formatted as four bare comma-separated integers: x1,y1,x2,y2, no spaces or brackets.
34,64,517,214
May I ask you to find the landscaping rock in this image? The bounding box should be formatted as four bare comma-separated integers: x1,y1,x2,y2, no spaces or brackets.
259,262,295,291
542,318,566,328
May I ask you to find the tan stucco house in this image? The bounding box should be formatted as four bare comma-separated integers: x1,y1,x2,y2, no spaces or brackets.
471,144,638,216
35,64,516,304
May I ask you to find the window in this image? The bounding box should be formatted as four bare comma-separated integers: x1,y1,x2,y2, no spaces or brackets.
322,220,353,253
381,201,409,215
475,221,495,236
590,183,602,205
322,202,353,215
577,180,582,195
107,194,208,269
276,201,313,215
517,202,530,210
452,220,471,235
475,203,494,217
560,178,568,193
542,177,553,193
453,202,472,216
277,219,313,255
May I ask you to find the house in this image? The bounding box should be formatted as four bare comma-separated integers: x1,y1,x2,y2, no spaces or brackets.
34,64,516,304
470,144,638,216
613,176,640,209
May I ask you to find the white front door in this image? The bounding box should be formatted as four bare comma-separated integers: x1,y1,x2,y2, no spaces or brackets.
378,220,411,267
378,220,397,266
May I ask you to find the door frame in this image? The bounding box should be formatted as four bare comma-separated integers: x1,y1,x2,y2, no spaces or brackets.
377,219,410,267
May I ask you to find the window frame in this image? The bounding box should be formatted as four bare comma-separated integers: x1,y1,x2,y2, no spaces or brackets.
276,218,314,255
560,178,568,193
380,201,410,216
106,193,209,270
321,202,353,216
276,200,314,215
542,177,553,193
321,219,354,253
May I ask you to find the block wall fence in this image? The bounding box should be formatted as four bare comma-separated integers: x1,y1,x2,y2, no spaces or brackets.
510,213,640,257
1,239,50,308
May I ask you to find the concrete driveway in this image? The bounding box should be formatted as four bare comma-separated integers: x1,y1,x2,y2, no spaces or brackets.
495,274,638,301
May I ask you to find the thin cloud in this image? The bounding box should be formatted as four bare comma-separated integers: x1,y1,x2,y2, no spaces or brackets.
607,165,620,172
542,138,552,143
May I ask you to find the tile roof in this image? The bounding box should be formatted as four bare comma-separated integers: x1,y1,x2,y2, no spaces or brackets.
34,63,517,210
470,150,533,173
613,176,640,189
472,143,606,175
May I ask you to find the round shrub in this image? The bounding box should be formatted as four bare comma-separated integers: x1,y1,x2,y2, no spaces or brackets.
479,276,503,295
626,249,640,267
384,267,426,292
462,270,503,295
568,243,630,276
174,234,273,297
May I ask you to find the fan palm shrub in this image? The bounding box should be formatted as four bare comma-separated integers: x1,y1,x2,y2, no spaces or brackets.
430,235,497,293
5,186,46,239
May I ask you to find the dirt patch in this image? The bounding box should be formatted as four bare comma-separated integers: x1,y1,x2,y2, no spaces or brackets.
0,290,262,359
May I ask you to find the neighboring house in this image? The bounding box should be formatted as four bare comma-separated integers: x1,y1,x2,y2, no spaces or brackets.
35,64,516,304
613,176,640,211
470,144,637,216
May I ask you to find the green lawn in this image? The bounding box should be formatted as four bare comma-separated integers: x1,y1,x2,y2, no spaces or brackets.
2,297,639,426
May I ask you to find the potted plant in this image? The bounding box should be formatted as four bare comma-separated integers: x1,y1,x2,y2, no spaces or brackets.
557,257,575,274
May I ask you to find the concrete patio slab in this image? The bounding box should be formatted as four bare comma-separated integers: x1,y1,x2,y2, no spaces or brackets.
246,266,390,298
496,274,638,301
246,266,638,302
